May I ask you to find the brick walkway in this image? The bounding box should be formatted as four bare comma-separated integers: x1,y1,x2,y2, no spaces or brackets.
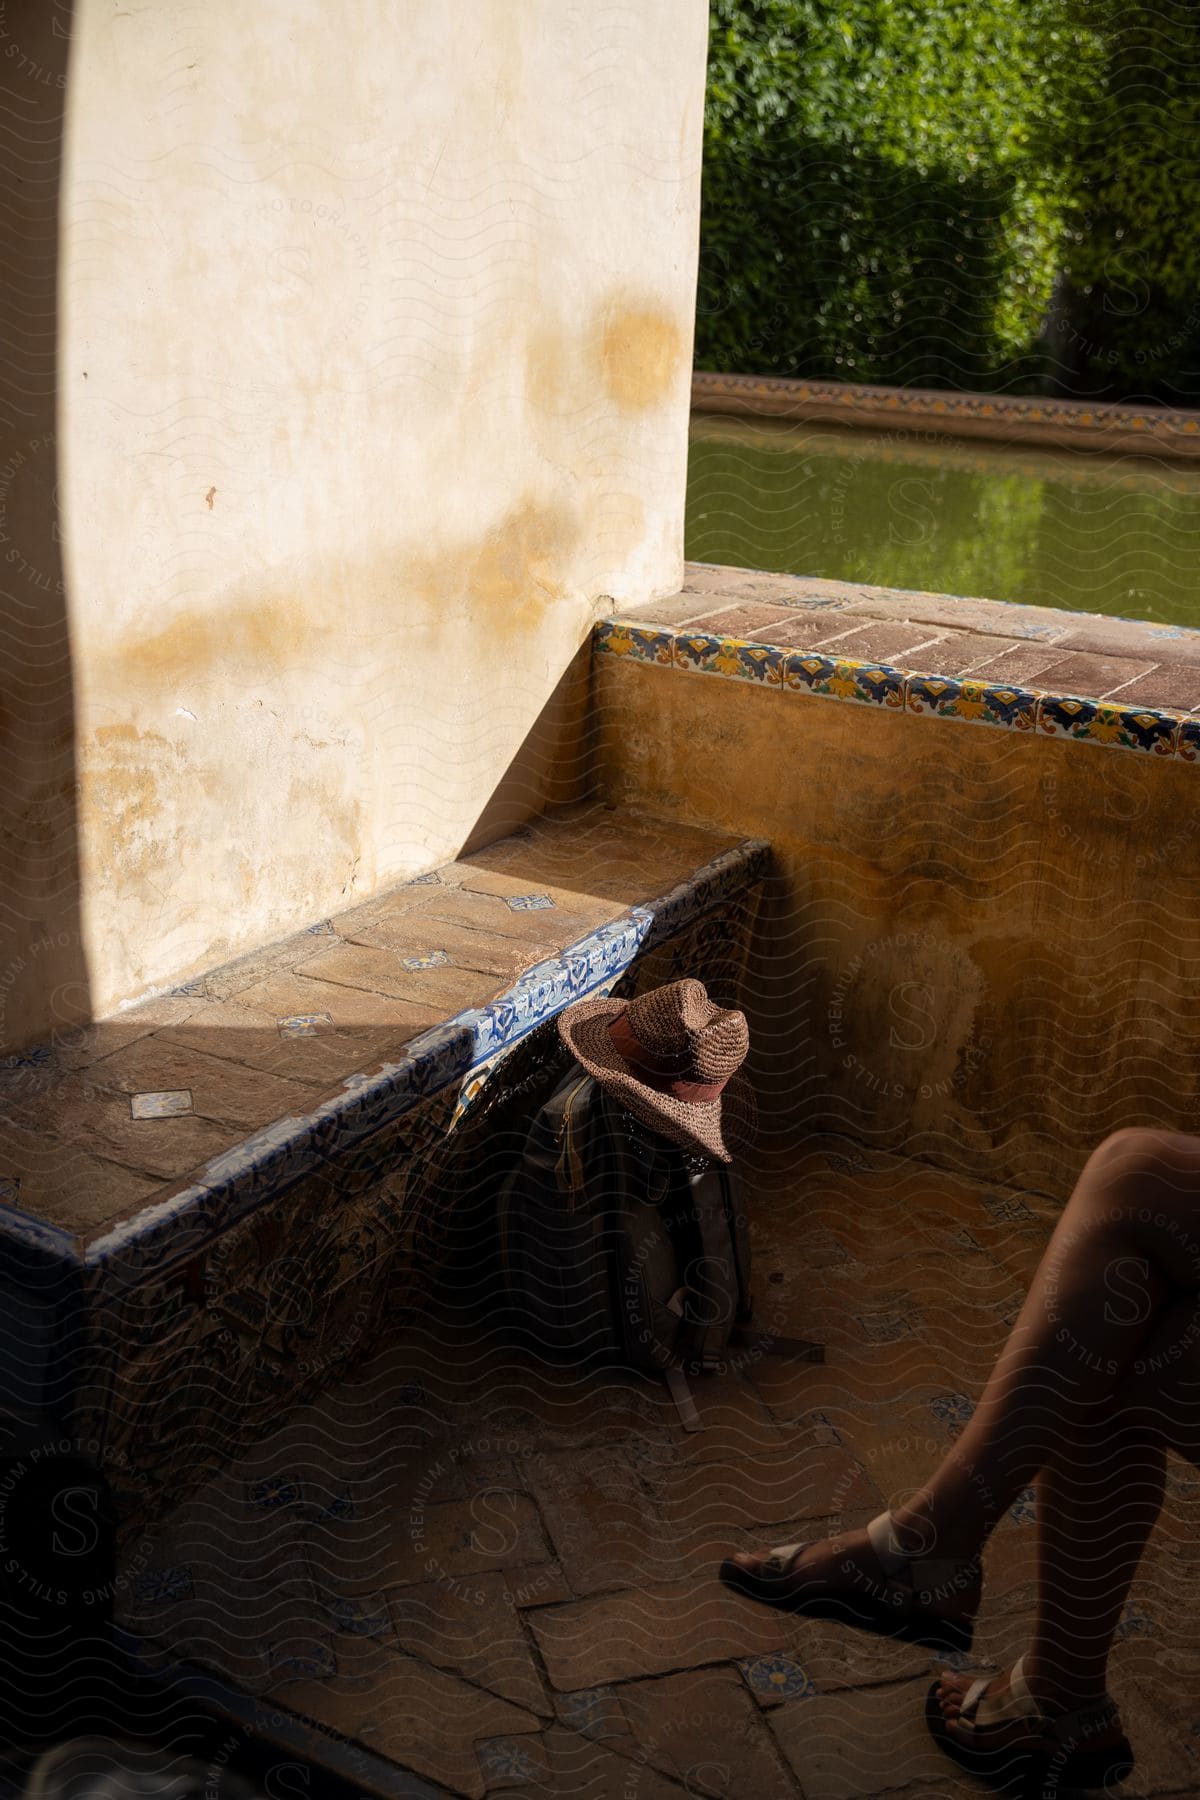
634,562,1200,717
120,1139,1200,1798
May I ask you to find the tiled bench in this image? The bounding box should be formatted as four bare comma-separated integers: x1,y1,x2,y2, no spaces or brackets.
0,801,769,1522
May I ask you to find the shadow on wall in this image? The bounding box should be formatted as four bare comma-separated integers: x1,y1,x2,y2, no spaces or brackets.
0,1,91,1057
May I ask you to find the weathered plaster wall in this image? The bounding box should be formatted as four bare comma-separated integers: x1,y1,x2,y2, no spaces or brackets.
1,0,708,1045
596,658,1200,1202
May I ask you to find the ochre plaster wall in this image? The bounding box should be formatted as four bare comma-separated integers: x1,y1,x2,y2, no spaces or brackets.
1,0,708,1047
596,658,1200,1202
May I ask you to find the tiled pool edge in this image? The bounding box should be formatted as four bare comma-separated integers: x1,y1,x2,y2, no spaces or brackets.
691,370,1200,461
596,619,1199,764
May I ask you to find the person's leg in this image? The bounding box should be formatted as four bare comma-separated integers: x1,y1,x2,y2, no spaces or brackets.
727,1128,1200,1619
936,1287,1200,1746
888,1128,1200,1562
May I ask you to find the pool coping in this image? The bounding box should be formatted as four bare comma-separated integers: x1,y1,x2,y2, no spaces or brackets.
692,370,1200,462
597,577,1200,766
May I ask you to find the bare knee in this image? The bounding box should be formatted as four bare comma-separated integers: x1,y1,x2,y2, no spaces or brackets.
1079,1128,1200,1214
1067,1129,1200,1292
1085,1126,1198,1179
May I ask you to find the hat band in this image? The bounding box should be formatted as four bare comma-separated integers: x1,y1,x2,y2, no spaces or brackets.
607,1011,729,1105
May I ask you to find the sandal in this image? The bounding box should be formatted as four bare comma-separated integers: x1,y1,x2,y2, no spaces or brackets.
719,1510,979,1652
925,1654,1136,1791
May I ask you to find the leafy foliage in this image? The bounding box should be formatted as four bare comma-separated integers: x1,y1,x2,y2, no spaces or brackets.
1053,0,1200,400
696,1,1200,399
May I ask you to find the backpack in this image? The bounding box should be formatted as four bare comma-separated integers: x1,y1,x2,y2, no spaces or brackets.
495,1063,755,1380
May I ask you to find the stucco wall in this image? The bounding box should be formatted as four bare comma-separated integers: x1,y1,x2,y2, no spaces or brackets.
595,655,1200,1203
1,0,707,1048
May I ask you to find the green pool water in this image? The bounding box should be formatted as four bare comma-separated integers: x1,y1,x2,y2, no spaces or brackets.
686,414,1200,627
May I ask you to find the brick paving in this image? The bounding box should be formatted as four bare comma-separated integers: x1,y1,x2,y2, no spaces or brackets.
118,1138,1200,1797
633,562,1200,716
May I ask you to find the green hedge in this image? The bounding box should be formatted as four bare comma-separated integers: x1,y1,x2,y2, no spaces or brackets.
1054,0,1200,401
697,1,1200,401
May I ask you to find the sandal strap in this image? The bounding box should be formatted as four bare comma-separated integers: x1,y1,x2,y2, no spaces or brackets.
958,1658,1054,1743
760,1543,807,1578
957,1655,1120,1749
865,1511,979,1598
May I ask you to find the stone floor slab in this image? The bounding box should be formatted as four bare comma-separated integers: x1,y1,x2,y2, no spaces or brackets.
526,1576,792,1690
766,1677,953,1799
615,1664,800,1797
270,1634,542,1800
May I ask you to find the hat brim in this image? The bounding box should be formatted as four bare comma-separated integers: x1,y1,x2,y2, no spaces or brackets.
557,994,757,1164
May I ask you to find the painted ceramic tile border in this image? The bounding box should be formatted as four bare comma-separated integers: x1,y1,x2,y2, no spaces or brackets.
691,370,1200,461
83,836,771,1296
597,619,1190,764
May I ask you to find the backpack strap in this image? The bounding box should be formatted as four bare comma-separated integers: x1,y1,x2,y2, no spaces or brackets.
553,1072,596,1199
677,1164,741,1370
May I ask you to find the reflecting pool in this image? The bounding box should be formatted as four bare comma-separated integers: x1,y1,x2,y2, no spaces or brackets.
686,414,1200,626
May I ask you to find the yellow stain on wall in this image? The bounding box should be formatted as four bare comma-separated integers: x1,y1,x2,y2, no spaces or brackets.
594,298,683,413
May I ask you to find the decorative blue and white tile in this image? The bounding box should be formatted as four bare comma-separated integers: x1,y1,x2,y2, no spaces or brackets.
1108,706,1180,755
838,659,905,707
776,591,852,612
1038,696,1179,755
739,1652,817,1705
1010,1486,1037,1525
929,1392,974,1430
130,1089,194,1119
476,1737,544,1788
670,631,723,675
978,680,1043,730
904,673,962,717
277,1013,333,1039
1178,718,1200,763
1114,1599,1158,1640
594,621,675,666
2,1042,53,1070
171,979,209,999
781,650,835,696
329,1595,390,1639
783,653,903,708
399,948,450,971
1037,694,1098,739
249,1473,303,1509
554,1687,626,1742
133,1564,194,1606
981,1193,1034,1224
408,870,442,886
506,892,555,911
948,680,1038,731
855,1308,920,1345
935,1648,981,1675
317,1486,355,1521
672,633,785,686
306,919,336,936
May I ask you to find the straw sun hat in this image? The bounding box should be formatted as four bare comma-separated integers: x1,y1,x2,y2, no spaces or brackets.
557,977,757,1164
